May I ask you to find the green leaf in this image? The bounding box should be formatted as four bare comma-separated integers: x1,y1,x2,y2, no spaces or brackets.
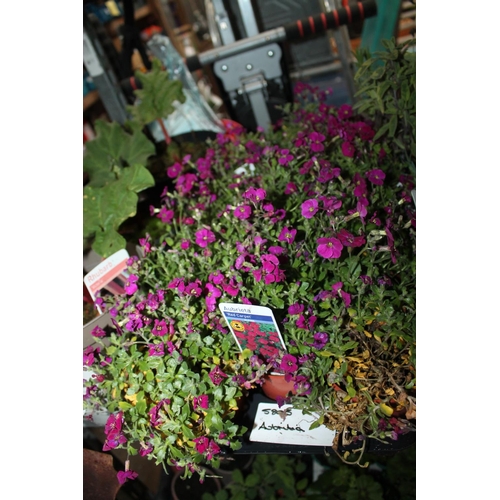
245,473,260,487
232,468,244,484
128,58,187,125
83,120,154,186
309,415,324,430
120,163,155,193
388,114,398,138
92,227,127,258
296,478,308,490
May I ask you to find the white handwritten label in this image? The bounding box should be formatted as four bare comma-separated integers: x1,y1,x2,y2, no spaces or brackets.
249,403,336,446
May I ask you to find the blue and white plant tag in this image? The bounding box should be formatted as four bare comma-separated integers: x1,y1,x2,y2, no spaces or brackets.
219,302,287,358
250,403,336,446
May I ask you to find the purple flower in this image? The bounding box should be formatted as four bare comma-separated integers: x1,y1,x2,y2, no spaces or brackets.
243,187,266,203
148,343,164,357
167,161,182,178
280,354,298,373
293,375,312,395
152,319,168,337
337,228,365,248
288,303,304,315
205,283,222,312
83,345,99,367
340,290,351,307
195,228,216,248
311,332,329,349
193,394,209,410
338,104,352,119
341,141,355,157
234,205,252,219
209,271,224,284
117,470,138,485
278,226,297,244
209,366,228,385
91,326,106,338
301,199,318,219
308,131,325,153
157,207,174,224
185,280,202,297
149,399,170,427
360,275,373,285
139,443,153,457
366,168,386,185
278,148,294,165
194,436,209,454
180,239,190,249
124,275,139,295
316,237,343,259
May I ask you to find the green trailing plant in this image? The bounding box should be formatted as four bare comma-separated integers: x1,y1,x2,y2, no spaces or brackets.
202,454,310,500
353,37,416,172
83,58,186,258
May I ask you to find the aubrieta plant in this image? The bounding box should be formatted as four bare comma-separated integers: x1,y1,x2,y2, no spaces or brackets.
83,39,416,482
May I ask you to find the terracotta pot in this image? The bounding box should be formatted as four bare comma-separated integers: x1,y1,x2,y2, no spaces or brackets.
261,373,296,401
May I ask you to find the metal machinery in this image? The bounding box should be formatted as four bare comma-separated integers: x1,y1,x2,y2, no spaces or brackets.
205,0,358,131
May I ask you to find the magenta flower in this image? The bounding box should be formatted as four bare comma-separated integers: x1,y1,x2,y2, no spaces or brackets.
301,199,319,219
278,226,297,244
209,270,224,284
209,366,228,385
280,354,298,373
353,173,367,197
180,239,190,250
194,436,209,454
332,282,343,295
139,234,151,254
176,173,197,194
316,237,343,259
340,290,351,307
91,326,106,338
149,399,170,427
195,228,216,248
288,303,304,315
243,187,266,202
167,161,182,178
341,141,355,157
311,332,329,349
293,375,312,395
338,104,353,119
337,228,365,248
117,470,138,485
205,283,222,312
234,205,252,219
157,206,174,224
193,394,209,410
124,274,139,295
278,148,294,165
148,343,164,357
152,319,168,337
185,280,202,297
366,168,386,185
308,131,326,152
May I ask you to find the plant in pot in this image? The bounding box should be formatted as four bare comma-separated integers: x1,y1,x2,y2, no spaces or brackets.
83,36,416,482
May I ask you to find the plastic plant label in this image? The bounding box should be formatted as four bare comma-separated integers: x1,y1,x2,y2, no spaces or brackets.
84,249,130,312
219,302,286,359
249,403,336,446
